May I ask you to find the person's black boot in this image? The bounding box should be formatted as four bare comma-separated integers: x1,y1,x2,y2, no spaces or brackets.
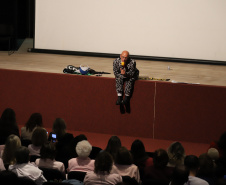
123,96,130,105
116,96,123,105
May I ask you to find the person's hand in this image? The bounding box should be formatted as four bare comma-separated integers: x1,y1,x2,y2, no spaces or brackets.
120,68,126,75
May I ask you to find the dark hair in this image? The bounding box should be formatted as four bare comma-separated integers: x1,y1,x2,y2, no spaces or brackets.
171,165,189,185
74,134,87,146
131,139,148,164
31,127,47,146
40,142,56,160
15,146,30,164
153,149,169,169
197,153,214,177
105,136,121,161
94,151,113,174
1,108,16,127
116,146,133,165
184,155,199,171
25,113,43,132
52,118,66,139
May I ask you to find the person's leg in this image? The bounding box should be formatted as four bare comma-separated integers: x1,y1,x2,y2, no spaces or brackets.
123,79,134,104
115,77,124,105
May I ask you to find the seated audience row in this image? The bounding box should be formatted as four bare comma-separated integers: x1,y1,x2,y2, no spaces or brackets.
1,108,226,185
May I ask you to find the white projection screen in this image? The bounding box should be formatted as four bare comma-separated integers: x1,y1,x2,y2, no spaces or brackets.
34,0,226,62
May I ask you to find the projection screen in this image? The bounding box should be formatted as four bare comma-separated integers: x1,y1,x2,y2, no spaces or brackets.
34,0,226,62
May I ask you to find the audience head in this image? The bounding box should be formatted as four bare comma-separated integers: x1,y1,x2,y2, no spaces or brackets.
74,134,88,143
2,134,21,165
40,142,56,160
130,139,148,163
1,108,16,126
52,118,67,139
168,141,185,166
153,148,169,169
94,151,113,174
105,135,121,161
171,165,189,185
76,140,92,158
184,155,199,173
15,146,30,164
31,127,47,146
116,146,133,165
207,148,219,161
25,113,43,132
197,153,214,177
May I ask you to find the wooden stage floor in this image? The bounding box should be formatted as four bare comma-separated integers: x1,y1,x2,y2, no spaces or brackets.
1,38,224,156
0,38,226,87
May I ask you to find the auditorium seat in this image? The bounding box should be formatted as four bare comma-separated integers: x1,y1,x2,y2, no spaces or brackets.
39,167,66,182
122,176,139,185
68,171,86,182
17,177,37,185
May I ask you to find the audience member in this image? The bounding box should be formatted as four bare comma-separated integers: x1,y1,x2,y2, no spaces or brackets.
68,140,94,173
2,134,21,168
35,142,65,173
143,149,173,184
130,139,152,181
48,118,74,169
197,153,215,185
170,164,189,185
207,148,219,165
21,113,43,140
84,151,122,185
209,131,226,158
28,127,48,156
105,135,122,162
184,155,209,185
167,142,185,167
209,132,226,179
72,134,88,157
9,146,47,185
111,146,140,184
0,108,20,145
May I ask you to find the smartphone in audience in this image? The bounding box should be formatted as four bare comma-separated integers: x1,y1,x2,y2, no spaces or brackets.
51,133,57,143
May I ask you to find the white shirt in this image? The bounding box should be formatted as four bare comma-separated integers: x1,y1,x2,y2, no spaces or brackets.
184,176,209,185
9,162,47,185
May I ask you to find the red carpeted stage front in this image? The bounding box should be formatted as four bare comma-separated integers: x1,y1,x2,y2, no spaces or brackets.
0,68,226,154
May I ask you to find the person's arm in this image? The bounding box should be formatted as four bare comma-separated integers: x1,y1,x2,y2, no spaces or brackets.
113,59,124,78
125,59,136,78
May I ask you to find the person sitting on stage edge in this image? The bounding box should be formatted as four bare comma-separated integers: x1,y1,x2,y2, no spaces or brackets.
113,50,139,105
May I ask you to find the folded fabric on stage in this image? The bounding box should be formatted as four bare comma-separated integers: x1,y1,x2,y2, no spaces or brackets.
63,65,111,75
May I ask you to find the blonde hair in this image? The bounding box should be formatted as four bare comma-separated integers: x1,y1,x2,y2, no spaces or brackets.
207,148,219,161
2,134,21,165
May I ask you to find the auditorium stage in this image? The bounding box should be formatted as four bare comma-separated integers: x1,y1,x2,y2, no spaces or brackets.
1,38,226,157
